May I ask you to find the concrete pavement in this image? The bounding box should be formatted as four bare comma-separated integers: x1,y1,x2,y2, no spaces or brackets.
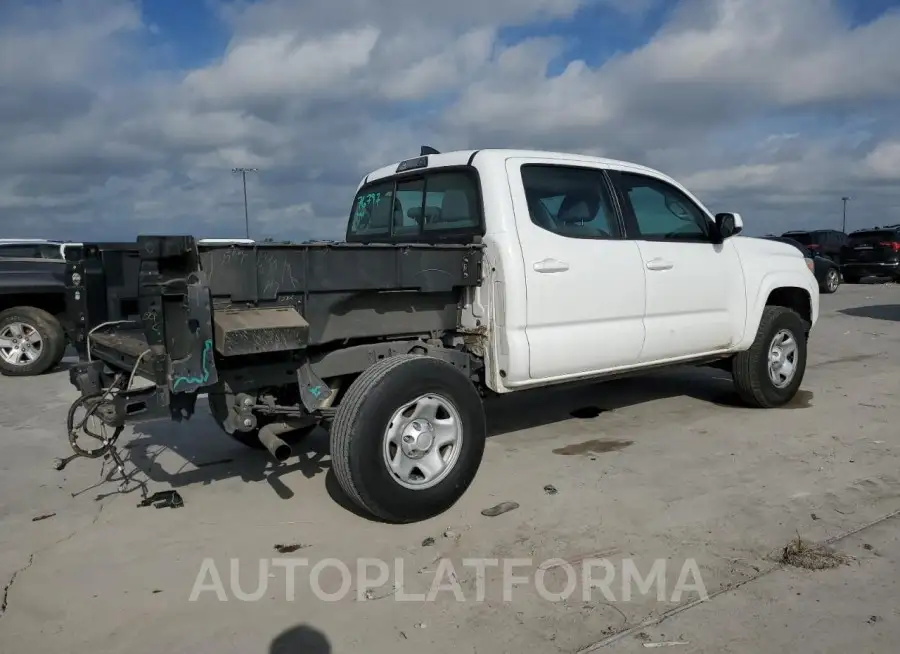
1,282,899,653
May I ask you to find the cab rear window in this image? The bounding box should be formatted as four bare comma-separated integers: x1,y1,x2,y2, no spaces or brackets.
346,169,482,243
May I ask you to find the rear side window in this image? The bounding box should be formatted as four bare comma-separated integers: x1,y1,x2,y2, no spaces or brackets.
520,165,621,239
347,169,482,243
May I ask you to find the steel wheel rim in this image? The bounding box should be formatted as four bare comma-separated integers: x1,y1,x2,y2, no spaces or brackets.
382,393,463,491
0,322,43,367
767,329,798,389
826,269,839,291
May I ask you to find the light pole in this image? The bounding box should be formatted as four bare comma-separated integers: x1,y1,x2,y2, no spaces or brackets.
841,196,851,233
232,167,258,238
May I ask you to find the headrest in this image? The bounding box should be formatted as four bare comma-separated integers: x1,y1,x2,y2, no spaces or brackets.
440,190,470,221
407,206,442,223
557,191,600,223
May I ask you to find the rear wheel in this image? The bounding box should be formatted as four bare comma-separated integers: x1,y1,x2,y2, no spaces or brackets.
330,355,486,523
732,306,808,408
821,268,840,294
0,306,66,376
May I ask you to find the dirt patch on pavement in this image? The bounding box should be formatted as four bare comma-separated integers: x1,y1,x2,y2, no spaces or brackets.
553,439,633,456
780,536,850,570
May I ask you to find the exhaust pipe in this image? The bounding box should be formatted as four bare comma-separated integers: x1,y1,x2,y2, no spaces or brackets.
258,422,294,462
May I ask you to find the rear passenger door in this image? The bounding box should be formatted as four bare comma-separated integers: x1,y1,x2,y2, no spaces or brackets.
609,170,746,362
506,158,647,380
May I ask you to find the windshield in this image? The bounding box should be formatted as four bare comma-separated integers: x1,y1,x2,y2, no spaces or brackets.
347,169,482,243
0,243,62,259
782,232,812,245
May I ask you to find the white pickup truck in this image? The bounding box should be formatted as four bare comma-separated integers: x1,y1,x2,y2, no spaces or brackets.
66,148,818,523
335,148,818,518
353,148,818,397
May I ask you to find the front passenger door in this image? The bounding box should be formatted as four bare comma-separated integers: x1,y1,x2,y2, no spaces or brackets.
610,170,746,363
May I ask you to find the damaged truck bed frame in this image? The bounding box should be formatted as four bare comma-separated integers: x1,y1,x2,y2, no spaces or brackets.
64,234,487,522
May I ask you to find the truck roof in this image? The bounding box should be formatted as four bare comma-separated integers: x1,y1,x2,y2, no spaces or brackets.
360,148,670,188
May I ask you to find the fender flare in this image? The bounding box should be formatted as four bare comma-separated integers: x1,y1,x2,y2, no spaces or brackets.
736,271,814,350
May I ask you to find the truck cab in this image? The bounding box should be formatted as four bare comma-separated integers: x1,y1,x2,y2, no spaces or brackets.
348,149,818,395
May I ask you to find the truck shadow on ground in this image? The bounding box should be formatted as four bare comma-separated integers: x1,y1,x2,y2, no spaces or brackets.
839,304,900,322
94,366,739,516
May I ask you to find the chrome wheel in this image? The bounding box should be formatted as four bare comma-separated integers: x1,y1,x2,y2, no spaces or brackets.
382,393,463,491
826,268,839,292
768,329,798,389
0,322,43,367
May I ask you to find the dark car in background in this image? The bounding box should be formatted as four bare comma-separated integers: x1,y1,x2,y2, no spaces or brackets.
840,226,900,283
780,229,847,264
0,242,73,375
762,236,841,294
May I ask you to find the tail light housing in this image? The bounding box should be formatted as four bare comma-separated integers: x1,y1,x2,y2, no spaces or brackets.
805,257,815,273
879,241,900,252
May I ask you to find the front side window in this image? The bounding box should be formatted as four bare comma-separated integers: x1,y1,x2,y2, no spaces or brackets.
520,164,621,239
616,172,711,241
347,169,481,243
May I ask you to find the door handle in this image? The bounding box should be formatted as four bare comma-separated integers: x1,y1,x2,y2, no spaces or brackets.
533,258,569,273
645,258,674,271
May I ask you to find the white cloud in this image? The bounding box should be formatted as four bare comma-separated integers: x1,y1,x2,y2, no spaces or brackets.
184,28,382,105
2,0,900,240
865,141,900,181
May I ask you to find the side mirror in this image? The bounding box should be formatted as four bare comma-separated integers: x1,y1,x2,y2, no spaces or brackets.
715,212,743,239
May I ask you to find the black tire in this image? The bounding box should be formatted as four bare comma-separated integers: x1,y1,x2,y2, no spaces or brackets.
0,306,67,377
331,354,486,523
842,273,861,284
732,306,808,408
820,268,840,294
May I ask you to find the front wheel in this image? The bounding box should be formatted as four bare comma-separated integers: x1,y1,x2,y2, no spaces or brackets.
732,306,808,408
0,306,67,376
330,355,486,523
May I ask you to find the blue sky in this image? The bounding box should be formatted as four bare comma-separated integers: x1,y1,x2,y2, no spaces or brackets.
2,0,900,241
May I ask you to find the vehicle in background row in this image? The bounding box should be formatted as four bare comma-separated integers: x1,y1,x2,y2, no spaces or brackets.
0,238,258,377
762,236,841,294
840,226,900,283
780,229,847,264
63,147,819,523
0,281,69,376
0,240,87,375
